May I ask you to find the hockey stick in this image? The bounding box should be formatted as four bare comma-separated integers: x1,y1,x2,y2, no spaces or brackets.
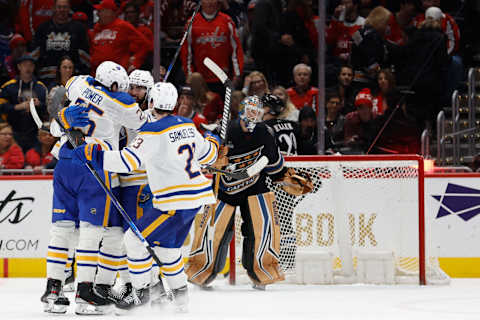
163,3,201,82
43,106,164,268
29,98,50,131
203,57,232,230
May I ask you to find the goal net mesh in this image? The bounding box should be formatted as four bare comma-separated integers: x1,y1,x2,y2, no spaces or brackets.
232,158,449,284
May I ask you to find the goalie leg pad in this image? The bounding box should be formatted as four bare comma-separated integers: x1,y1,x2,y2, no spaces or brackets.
95,227,125,285
47,220,76,281
242,192,285,285
186,201,235,286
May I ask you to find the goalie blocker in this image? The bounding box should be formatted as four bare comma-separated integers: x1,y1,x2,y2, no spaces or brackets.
186,107,312,287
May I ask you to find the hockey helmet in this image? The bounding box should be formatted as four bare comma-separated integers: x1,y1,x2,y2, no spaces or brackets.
148,82,178,111
129,69,154,90
95,61,129,92
261,93,285,116
240,95,264,132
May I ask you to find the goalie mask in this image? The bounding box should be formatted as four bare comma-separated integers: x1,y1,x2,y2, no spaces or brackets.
240,95,264,132
148,82,178,111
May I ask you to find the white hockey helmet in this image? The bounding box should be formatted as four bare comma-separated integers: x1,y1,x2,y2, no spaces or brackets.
129,69,154,89
148,82,178,111
95,61,129,92
240,95,264,132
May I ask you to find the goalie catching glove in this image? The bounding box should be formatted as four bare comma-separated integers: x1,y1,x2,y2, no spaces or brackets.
278,168,313,196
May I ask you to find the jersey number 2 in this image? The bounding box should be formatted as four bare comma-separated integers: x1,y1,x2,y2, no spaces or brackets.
178,143,200,179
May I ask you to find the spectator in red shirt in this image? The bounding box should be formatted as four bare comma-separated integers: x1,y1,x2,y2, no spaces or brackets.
176,85,208,133
0,123,24,170
344,88,374,152
90,0,152,73
15,0,54,43
180,0,244,96
25,122,57,172
385,0,419,46
186,72,223,124
287,63,319,110
371,68,396,116
123,2,153,42
326,0,365,63
120,0,154,26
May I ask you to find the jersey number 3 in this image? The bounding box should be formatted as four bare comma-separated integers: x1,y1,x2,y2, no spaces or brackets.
178,143,200,179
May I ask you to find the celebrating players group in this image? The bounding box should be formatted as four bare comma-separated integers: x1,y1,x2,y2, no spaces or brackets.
41,60,311,315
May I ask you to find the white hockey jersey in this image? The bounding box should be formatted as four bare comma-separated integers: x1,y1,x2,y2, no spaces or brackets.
103,115,219,211
64,75,146,150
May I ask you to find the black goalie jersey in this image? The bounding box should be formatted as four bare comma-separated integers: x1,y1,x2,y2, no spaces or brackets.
264,119,300,155
219,120,287,205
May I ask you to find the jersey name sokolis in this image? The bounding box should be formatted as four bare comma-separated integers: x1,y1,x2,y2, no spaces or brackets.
168,127,196,143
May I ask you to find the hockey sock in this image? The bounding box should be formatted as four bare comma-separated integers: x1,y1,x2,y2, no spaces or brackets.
76,223,103,283
95,227,125,285
155,247,186,290
47,221,75,281
124,229,152,289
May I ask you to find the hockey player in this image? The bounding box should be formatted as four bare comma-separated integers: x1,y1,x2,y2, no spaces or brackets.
128,69,154,110
112,69,157,301
72,82,220,313
262,94,301,156
41,61,147,315
186,96,309,289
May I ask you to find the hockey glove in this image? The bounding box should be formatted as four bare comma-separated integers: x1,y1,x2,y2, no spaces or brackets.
138,184,153,209
212,145,229,168
73,143,104,171
278,168,314,196
58,105,89,130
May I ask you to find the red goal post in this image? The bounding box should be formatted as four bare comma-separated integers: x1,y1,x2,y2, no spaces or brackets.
228,155,449,285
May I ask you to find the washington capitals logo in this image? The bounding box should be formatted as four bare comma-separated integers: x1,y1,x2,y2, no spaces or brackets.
432,183,480,221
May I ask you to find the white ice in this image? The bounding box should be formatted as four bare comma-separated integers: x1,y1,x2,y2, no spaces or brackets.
1,278,480,320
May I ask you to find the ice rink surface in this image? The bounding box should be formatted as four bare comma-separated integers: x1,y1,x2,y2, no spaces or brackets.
1,278,480,320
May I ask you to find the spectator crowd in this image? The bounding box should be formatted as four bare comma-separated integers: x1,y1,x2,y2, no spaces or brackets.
0,0,478,170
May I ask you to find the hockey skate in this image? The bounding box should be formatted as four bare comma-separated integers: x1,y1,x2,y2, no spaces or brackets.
115,286,150,315
150,279,171,308
75,282,113,315
40,278,70,313
63,268,75,292
94,283,130,304
172,285,189,313
252,283,266,291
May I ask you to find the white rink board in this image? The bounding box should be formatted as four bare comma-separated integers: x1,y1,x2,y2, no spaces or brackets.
0,179,52,258
425,176,480,257
1,173,480,264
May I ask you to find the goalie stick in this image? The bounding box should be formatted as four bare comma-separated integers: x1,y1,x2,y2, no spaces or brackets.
32,100,165,269
202,57,234,231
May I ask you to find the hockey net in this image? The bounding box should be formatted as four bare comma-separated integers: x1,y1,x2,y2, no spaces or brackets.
229,155,450,285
